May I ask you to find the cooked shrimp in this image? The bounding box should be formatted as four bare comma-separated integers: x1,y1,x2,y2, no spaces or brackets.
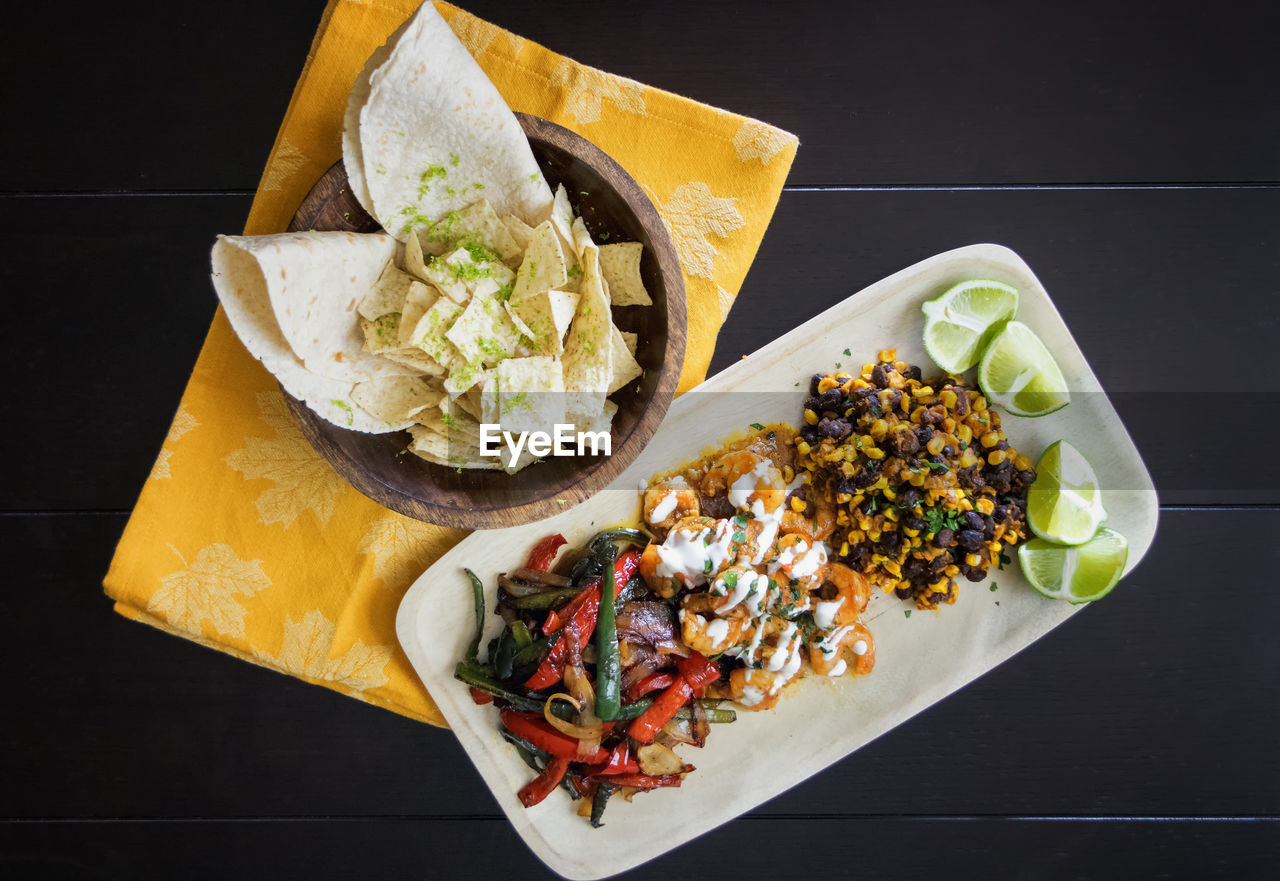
727,667,783,710
808,622,875,677
767,533,829,592
679,605,743,655
812,563,871,628
637,516,734,597
643,477,699,531
700,450,787,515
779,494,836,541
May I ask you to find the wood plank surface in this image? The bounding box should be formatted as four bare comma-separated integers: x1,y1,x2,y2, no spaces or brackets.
3,186,1275,511
4,1,1278,191
5,509,1276,820
3,818,1277,880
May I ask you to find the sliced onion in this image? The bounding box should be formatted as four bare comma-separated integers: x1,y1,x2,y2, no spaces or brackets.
543,693,603,740
509,567,572,588
563,665,603,759
636,743,686,776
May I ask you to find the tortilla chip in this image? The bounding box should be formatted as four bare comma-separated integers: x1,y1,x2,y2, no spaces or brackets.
550,184,577,254
352,375,445,426
577,399,618,439
621,331,638,357
361,313,402,354
608,323,643,394
503,214,535,253
561,248,614,422
403,230,433,284
510,288,579,356
496,356,566,437
380,347,448,377
598,242,651,306
397,281,440,347
446,279,524,368
360,265,417,320
439,199,521,263
407,424,502,470
511,221,569,303
407,297,464,366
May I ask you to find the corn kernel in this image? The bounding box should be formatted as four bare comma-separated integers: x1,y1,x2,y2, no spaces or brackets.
916,386,934,398
965,553,982,567
882,485,897,501
790,497,808,513
909,472,926,487
910,406,926,424
782,466,795,483
817,377,838,394
851,494,864,508
889,371,906,389
884,507,899,522
903,527,920,538
836,492,852,504
836,510,850,526
940,389,957,409
976,497,995,515
861,363,876,377
839,541,850,557
883,559,902,576
955,424,973,446
873,476,889,491
796,440,812,456
865,446,885,460
869,418,889,439
988,449,1008,465
851,378,871,390
926,435,947,456
867,530,881,542
847,529,865,543
973,395,988,412
944,565,960,577
804,409,819,425
1013,454,1033,471
980,431,999,448
877,348,896,363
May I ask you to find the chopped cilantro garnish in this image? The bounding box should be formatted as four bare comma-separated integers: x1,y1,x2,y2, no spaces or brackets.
989,582,999,592
843,348,851,356
750,422,765,431
904,610,912,619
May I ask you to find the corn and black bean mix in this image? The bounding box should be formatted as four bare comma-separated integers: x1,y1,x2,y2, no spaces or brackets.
793,348,1036,610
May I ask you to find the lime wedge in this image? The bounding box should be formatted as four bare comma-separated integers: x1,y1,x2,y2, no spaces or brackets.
1019,527,1128,603
1027,440,1106,544
977,321,1070,416
921,279,1019,372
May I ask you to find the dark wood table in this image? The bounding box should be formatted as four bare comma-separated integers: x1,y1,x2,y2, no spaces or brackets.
4,1,1278,877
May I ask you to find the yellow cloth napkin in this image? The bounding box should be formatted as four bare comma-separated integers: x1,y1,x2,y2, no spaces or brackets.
104,0,797,727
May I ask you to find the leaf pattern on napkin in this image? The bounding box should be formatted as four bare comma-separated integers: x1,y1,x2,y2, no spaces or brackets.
655,182,745,279
260,136,311,194
224,391,347,528
733,118,794,165
149,543,271,639
449,11,525,57
550,62,646,125
359,512,459,593
150,403,199,480
255,610,392,693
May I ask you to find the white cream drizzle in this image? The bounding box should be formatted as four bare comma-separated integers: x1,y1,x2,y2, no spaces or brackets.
648,491,678,525
814,597,844,630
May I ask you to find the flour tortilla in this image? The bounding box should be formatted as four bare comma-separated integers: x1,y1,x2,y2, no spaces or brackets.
211,236,399,433
353,2,552,240
214,232,413,385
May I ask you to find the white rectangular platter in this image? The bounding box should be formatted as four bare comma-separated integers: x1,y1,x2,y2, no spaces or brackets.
396,243,1158,879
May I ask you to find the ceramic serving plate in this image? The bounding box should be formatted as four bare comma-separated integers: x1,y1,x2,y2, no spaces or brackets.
396,243,1159,879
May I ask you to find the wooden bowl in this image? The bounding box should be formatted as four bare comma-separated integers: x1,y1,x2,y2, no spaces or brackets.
283,113,686,529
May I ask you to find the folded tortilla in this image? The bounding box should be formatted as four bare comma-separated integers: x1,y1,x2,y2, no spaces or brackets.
348,2,553,241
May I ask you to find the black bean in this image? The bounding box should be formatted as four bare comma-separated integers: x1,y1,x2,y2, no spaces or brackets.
914,426,934,446
899,488,922,509
908,365,922,381
809,373,826,396
1018,469,1037,486
894,586,913,599
962,565,987,582
943,445,956,457
904,516,926,531
963,511,985,531
817,417,853,441
995,439,1010,451
957,529,984,551
836,478,859,496
871,363,890,388
800,426,820,444
933,528,955,548
852,468,880,490
878,531,902,552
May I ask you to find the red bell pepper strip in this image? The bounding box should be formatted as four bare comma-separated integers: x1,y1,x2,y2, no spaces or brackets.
580,742,639,778
469,687,494,705
527,551,643,690
586,772,687,789
499,710,608,763
676,651,721,689
628,677,694,744
625,671,676,703
518,755,570,807
525,534,567,572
